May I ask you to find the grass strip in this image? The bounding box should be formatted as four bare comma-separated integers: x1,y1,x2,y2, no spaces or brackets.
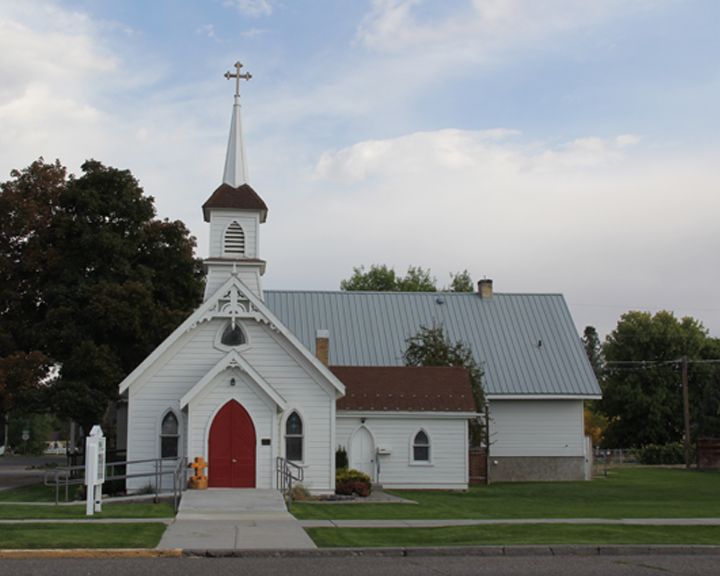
0,484,58,503
294,468,720,520
307,524,720,548
0,502,174,520
0,522,167,549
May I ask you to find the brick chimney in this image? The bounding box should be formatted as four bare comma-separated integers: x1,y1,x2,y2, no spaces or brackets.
316,329,329,366
478,279,493,300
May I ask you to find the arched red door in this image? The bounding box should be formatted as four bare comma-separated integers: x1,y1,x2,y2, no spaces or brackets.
208,400,256,487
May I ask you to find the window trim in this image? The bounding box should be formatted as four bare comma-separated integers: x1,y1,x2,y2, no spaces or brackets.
223,221,246,256
410,428,432,466
159,409,180,460
214,321,250,352
284,410,304,464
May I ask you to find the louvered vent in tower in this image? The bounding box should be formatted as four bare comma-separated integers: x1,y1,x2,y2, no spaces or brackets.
224,221,245,255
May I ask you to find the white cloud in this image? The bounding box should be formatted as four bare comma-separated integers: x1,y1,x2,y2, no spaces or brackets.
223,0,273,17
196,23,218,39
252,128,717,336
357,0,661,58
314,129,634,182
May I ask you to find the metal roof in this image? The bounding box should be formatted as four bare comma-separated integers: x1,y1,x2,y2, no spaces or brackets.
264,290,601,397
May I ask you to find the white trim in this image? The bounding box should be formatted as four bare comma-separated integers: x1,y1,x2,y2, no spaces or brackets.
158,407,182,460
180,350,287,409
487,395,601,400
337,410,478,420
222,220,246,257
119,274,345,397
409,428,432,466
213,321,251,353
281,408,305,465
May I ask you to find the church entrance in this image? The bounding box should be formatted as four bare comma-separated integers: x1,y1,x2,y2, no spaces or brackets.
208,400,256,488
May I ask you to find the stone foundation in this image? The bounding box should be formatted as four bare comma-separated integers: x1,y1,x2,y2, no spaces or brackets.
488,456,586,482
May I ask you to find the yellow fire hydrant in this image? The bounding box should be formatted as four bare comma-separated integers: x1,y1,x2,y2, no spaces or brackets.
188,456,208,489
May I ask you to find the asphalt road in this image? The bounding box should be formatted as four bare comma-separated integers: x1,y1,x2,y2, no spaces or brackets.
2,555,720,575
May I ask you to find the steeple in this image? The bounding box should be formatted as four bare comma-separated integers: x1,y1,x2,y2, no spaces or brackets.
222,61,252,186
202,61,268,302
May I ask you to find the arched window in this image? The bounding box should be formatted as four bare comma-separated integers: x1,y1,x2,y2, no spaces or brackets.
224,221,245,255
285,411,303,462
160,412,179,458
412,430,430,462
221,323,246,347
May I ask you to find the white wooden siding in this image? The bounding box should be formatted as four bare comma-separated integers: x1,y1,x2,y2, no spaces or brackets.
209,213,259,258
336,415,468,489
126,317,335,492
488,399,584,457
204,267,260,300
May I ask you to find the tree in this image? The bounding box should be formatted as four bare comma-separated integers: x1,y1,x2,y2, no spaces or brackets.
581,326,603,379
404,324,485,444
449,270,473,292
340,264,437,291
599,310,710,448
397,265,436,292
340,265,398,291
0,158,204,434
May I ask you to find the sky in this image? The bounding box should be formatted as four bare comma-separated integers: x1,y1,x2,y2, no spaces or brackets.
1,0,719,339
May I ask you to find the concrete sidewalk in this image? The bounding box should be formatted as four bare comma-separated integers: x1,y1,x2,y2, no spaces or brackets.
157,489,316,551
300,518,720,528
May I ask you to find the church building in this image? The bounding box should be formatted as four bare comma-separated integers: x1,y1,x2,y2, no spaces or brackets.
118,63,600,493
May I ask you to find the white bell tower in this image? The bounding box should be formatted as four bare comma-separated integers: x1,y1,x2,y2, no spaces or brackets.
202,62,268,300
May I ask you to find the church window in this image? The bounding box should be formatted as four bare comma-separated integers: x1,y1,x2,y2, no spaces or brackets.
160,412,179,459
285,411,303,462
224,221,245,255
412,430,430,462
221,323,246,347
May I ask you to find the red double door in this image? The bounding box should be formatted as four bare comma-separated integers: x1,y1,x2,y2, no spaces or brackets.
208,400,256,488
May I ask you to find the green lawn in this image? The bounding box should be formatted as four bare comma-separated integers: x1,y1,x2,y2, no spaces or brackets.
294,468,720,520
308,524,720,548
0,523,167,549
0,483,61,503
0,483,175,519
0,502,175,520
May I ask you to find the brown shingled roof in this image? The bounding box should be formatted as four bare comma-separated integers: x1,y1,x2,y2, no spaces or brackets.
331,366,477,413
202,183,268,222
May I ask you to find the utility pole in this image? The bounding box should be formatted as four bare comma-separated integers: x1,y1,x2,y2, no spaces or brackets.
681,356,691,468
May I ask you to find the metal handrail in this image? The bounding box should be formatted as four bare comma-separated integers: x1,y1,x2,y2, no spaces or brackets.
44,456,184,505
275,456,304,508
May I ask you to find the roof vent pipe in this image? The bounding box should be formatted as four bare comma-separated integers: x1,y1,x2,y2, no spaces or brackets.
478,279,493,300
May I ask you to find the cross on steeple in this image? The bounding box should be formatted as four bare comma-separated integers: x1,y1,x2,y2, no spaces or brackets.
224,61,252,98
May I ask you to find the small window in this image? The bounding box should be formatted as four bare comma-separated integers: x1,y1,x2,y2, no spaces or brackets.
224,221,245,255
161,412,179,458
221,323,246,347
285,411,303,462
413,430,430,462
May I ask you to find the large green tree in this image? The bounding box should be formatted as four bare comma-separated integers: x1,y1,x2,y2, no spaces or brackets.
0,159,204,434
600,310,717,448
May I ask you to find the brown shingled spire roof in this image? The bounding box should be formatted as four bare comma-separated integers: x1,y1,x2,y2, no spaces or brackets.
202,182,268,222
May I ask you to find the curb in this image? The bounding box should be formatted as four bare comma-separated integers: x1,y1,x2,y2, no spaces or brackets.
2,545,720,559
181,545,720,558
0,548,183,559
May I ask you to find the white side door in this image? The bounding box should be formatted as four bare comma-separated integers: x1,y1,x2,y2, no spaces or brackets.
350,426,375,480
